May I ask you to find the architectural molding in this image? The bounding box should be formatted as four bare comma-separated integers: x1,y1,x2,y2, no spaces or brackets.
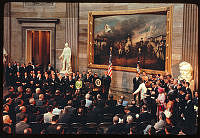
17,18,60,24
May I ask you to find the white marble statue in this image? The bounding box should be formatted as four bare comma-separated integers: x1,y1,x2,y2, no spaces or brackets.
59,42,71,73
3,48,8,63
178,61,193,82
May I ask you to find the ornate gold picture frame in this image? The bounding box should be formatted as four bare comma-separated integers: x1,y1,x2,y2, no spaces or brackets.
88,6,173,74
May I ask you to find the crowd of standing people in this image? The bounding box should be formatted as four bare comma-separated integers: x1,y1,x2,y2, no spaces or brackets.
2,61,198,135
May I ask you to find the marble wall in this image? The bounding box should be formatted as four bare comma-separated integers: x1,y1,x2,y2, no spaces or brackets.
6,2,69,71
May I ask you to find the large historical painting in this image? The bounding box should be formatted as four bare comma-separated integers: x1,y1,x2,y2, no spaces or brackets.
88,7,172,74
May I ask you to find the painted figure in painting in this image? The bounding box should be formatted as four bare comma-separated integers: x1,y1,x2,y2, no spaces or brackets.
93,13,167,71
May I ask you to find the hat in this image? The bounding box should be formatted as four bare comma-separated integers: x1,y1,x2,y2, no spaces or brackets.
158,87,164,93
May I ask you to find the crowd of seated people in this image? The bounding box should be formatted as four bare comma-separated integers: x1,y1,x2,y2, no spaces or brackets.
3,61,198,135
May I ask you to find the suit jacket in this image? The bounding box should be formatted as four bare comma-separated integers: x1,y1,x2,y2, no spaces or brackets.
58,112,72,124
106,99,117,107
102,75,111,90
6,66,13,75
138,111,152,123
68,79,75,91
49,78,58,88
133,77,142,91
95,99,105,114
13,65,20,74
35,99,45,106
107,123,124,134
43,77,50,85
46,124,59,134
183,100,196,121
186,88,192,95
193,97,198,106
26,65,33,74
84,77,92,83
122,112,136,124
19,67,26,76
22,76,30,84
123,123,132,134
35,77,43,87
15,75,23,86
16,121,30,134
26,104,37,122
85,109,98,123
46,66,54,74
115,105,125,115
129,104,140,114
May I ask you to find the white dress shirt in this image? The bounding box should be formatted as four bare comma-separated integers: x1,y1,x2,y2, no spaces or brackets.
133,82,147,100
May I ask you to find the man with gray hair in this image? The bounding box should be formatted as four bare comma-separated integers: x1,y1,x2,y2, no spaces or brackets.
123,115,134,134
33,88,41,100
107,115,123,134
85,93,92,108
58,106,72,124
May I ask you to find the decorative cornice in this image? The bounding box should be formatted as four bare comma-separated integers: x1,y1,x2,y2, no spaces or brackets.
17,18,60,24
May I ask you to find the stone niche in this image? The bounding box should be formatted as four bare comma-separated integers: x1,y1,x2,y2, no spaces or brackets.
17,18,59,68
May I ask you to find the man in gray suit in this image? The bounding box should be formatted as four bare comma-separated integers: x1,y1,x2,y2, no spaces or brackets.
16,114,29,134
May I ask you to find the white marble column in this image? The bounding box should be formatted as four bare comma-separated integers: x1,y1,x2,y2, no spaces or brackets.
65,3,79,72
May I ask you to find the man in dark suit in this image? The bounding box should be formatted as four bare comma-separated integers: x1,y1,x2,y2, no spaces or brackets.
14,72,23,88
185,82,192,95
58,106,73,124
16,106,27,123
85,106,99,123
5,63,14,87
88,70,94,82
122,106,136,124
94,94,105,117
15,114,30,134
13,62,20,75
193,91,198,106
123,115,135,134
182,94,196,134
83,73,92,93
133,73,142,101
128,100,140,114
29,73,37,92
43,73,50,90
19,64,26,77
138,104,152,123
102,71,111,100
34,64,41,75
12,61,17,71
107,115,123,134
104,95,117,114
115,99,125,115
26,62,33,74
68,75,75,92
46,115,60,134
35,74,43,88
46,64,54,75
49,74,58,94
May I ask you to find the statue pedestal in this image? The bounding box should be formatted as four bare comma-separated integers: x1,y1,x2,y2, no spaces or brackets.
60,70,68,76
59,67,72,77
